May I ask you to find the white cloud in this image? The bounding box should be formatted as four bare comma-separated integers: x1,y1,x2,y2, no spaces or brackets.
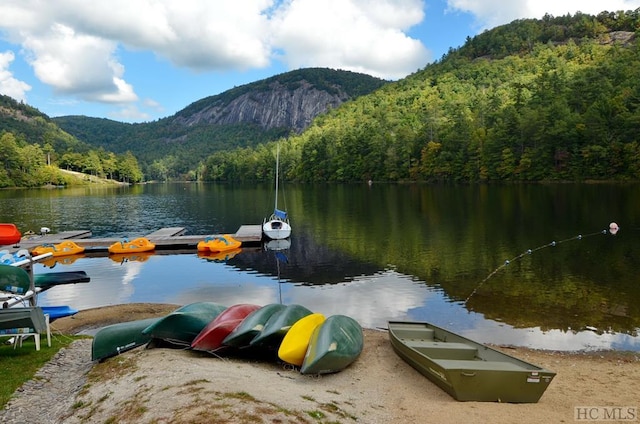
22,23,136,103
270,0,429,79
447,0,640,30
3,0,635,117
108,104,152,122
0,0,429,110
0,50,31,102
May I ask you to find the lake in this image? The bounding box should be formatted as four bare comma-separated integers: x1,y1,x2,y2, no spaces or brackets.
1,182,639,351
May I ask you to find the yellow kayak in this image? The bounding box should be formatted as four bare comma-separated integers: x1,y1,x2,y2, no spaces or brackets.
32,240,85,257
278,313,325,366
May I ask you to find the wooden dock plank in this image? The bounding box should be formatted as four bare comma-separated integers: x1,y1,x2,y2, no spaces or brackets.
145,227,186,238
53,230,93,239
235,225,263,243
6,226,264,254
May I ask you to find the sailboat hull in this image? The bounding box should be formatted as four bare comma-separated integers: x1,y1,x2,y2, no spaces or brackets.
262,220,291,240
263,141,292,240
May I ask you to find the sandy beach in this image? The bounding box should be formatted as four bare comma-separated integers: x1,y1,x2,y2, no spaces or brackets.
4,303,640,423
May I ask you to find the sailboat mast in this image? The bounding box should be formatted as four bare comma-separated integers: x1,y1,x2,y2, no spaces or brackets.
274,141,279,211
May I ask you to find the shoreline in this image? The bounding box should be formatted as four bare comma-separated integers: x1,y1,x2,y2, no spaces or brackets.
3,304,639,423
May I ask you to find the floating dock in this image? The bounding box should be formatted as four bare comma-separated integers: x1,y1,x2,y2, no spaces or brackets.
3,226,264,254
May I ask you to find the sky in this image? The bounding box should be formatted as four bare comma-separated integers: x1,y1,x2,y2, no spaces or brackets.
1,0,639,123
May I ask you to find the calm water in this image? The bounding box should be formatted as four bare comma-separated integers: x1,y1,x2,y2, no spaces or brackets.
1,182,639,351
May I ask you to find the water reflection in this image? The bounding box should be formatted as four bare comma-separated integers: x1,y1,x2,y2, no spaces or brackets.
2,182,638,351
35,250,640,351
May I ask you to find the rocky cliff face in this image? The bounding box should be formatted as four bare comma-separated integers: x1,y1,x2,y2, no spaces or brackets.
172,80,350,133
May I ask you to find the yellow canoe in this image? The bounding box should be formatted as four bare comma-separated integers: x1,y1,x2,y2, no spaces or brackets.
32,241,85,257
108,237,155,254
196,234,241,252
278,313,326,366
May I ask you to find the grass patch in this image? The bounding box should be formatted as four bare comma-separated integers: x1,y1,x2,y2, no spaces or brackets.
87,354,139,384
307,410,326,419
0,335,80,408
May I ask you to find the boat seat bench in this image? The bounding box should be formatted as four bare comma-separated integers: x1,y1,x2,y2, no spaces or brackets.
404,341,478,360
433,359,529,371
393,328,436,340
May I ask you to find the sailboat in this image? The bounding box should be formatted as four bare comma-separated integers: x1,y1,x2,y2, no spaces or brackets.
263,141,291,240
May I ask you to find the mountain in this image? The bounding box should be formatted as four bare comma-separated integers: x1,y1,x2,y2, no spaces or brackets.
0,95,89,154
53,68,388,180
202,10,640,183
0,95,144,187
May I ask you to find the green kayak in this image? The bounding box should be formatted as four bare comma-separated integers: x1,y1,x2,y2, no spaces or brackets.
300,315,364,375
91,317,159,362
222,303,286,349
250,304,312,348
141,302,227,347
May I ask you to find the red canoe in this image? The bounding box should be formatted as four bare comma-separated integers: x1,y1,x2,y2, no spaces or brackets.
0,224,21,246
191,303,261,352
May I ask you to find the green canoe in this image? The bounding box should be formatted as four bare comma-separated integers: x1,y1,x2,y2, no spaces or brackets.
222,303,286,349
91,317,159,362
249,304,312,348
0,264,31,296
34,271,90,289
388,320,556,403
141,302,227,347
300,314,364,375
1,264,35,307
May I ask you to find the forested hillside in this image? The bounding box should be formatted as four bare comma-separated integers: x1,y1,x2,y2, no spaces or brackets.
54,68,387,181
5,11,640,186
202,10,640,182
0,95,142,187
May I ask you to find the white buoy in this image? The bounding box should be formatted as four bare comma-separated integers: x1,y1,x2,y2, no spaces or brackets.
40,227,50,235
609,222,619,235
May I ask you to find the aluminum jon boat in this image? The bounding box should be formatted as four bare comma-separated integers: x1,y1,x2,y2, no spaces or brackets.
388,320,556,403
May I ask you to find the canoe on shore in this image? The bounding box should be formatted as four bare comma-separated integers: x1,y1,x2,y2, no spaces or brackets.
92,317,160,362
222,303,286,349
278,313,325,366
300,314,363,375
141,302,227,347
387,320,556,403
191,303,261,353
250,304,312,348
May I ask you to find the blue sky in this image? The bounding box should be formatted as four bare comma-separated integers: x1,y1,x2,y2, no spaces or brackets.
1,0,639,123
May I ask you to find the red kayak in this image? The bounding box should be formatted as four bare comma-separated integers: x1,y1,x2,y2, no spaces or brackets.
191,303,261,352
0,224,21,246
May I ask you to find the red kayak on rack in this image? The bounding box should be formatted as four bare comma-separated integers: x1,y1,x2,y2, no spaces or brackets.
191,303,261,353
0,224,21,246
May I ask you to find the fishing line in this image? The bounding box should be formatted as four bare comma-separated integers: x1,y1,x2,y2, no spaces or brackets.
463,223,620,304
